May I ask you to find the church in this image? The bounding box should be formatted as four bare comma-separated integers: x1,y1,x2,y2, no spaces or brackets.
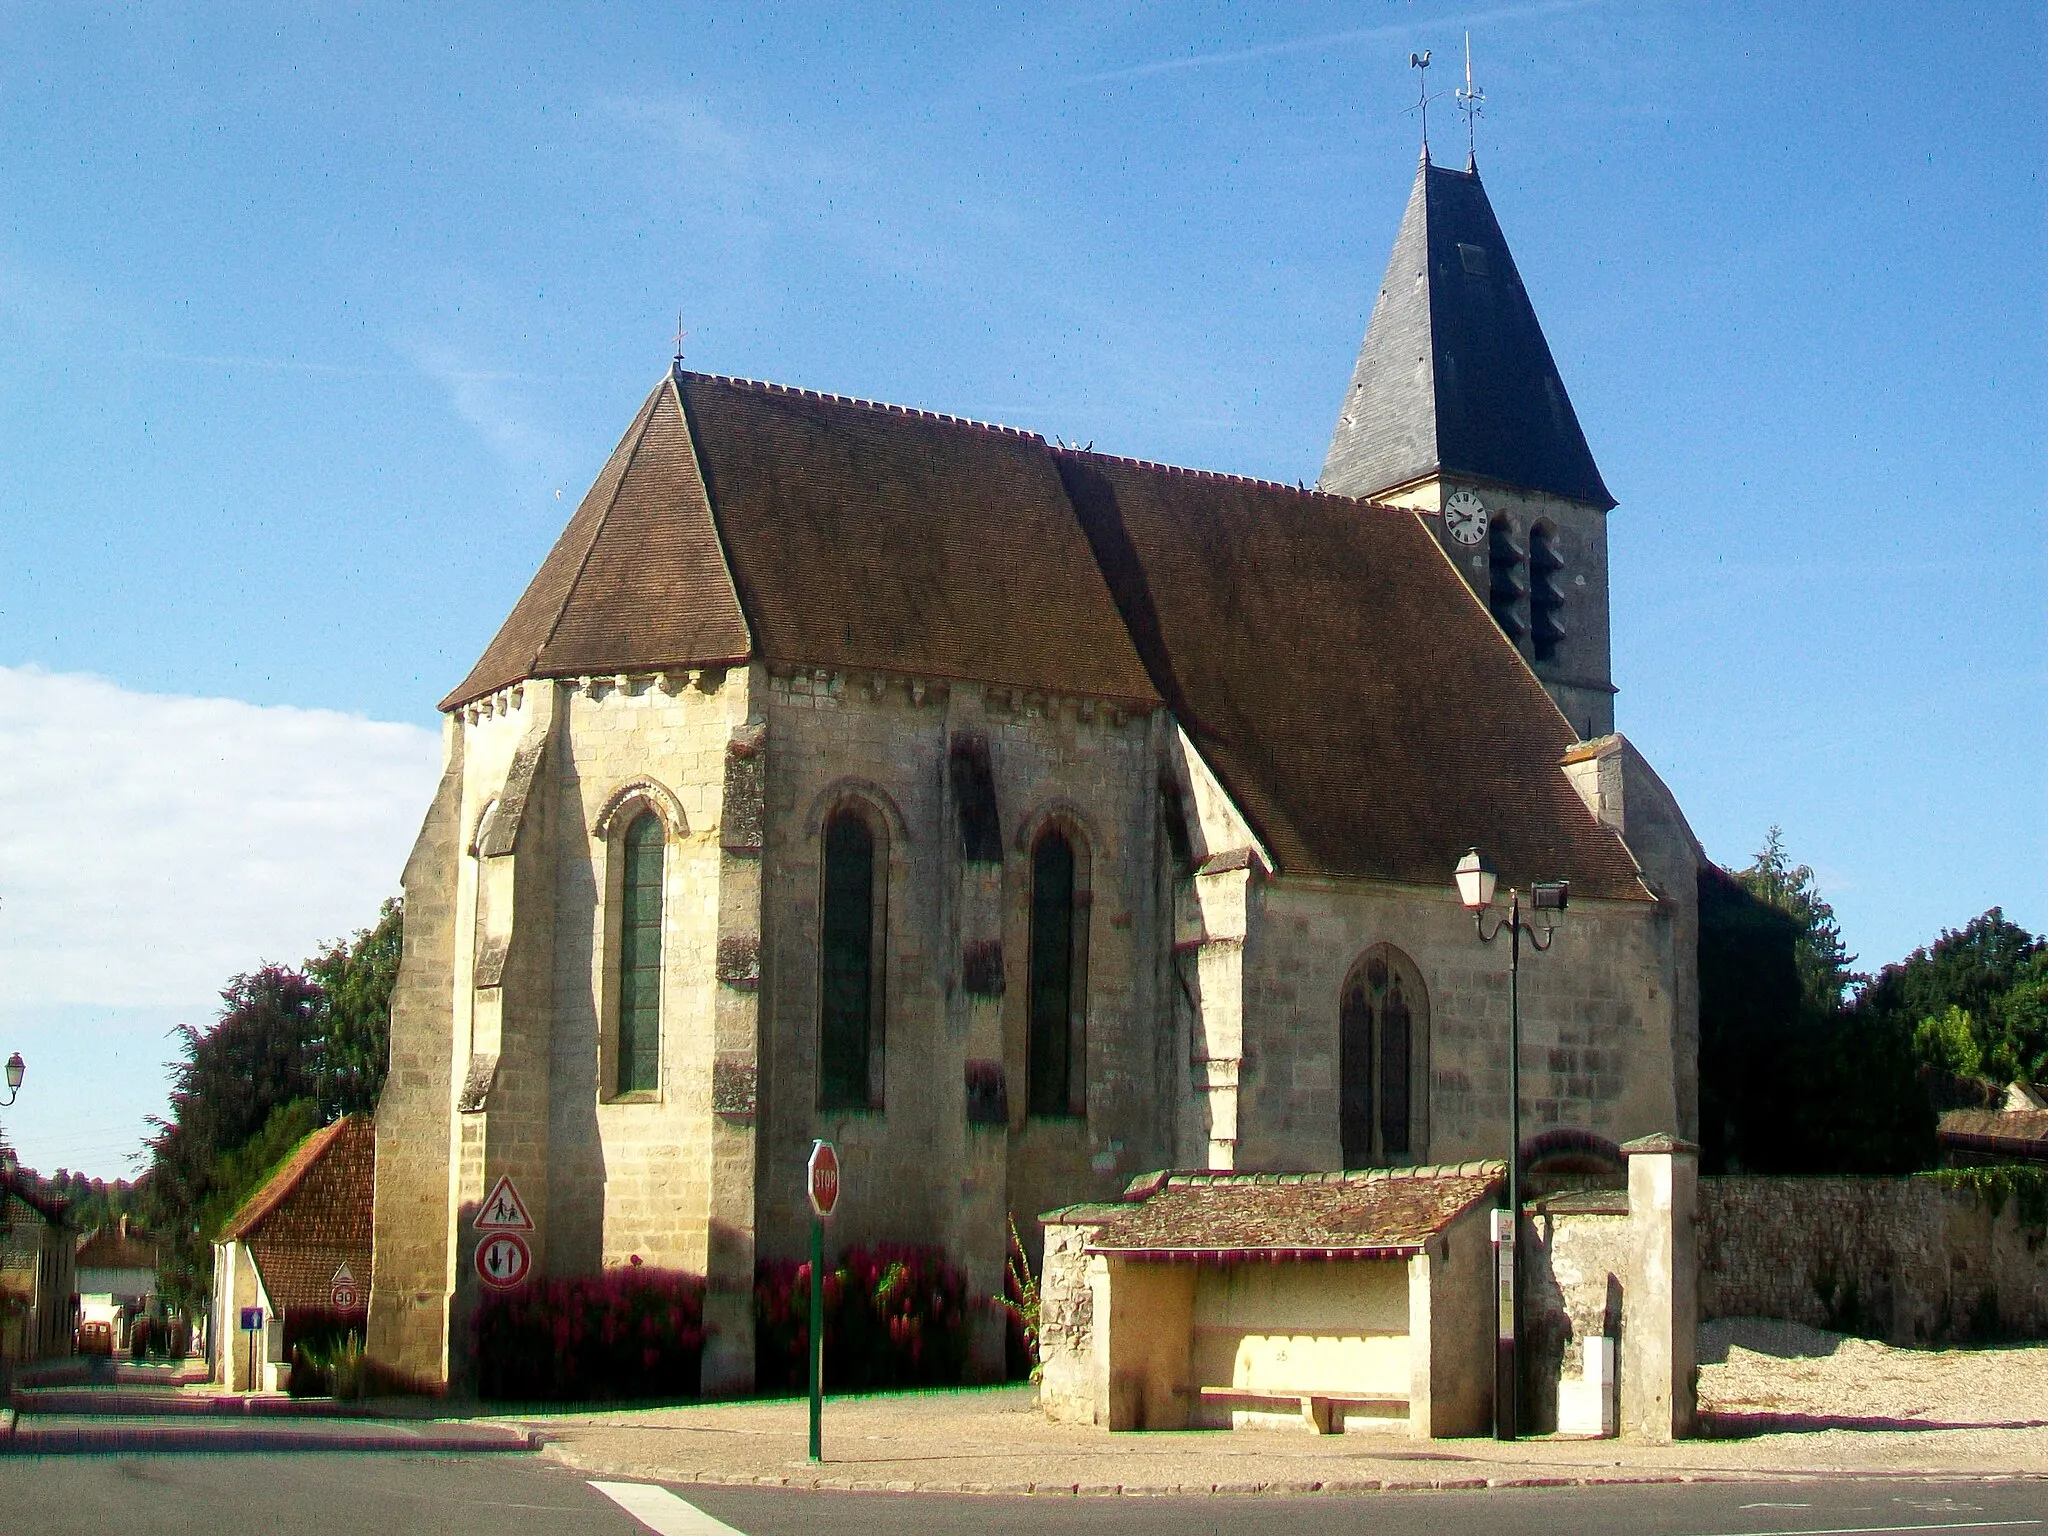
367,148,1704,1393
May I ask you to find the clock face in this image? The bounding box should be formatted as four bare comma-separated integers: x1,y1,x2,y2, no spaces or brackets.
1444,489,1489,545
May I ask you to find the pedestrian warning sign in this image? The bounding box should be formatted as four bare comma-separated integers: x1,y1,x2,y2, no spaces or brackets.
474,1174,534,1232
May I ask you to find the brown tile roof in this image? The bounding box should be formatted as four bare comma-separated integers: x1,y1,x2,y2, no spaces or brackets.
1049,1163,1502,1260
440,370,1652,895
1055,450,1650,896
446,372,1159,710
0,1172,68,1229
222,1115,374,1314
1939,1108,2048,1163
445,379,753,709
75,1224,159,1272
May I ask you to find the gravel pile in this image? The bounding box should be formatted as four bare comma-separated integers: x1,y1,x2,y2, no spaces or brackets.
1700,1316,2048,1427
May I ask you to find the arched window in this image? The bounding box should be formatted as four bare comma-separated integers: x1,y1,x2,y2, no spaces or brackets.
1340,947,1429,1167
820,805,885,1110
616,811,665,1095
1028,825,1089,1117
1487,516,1528,644
1529,521,1565,663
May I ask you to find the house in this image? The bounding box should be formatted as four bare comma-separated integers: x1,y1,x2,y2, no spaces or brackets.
212,1115,373,1391
0,1170,75,1365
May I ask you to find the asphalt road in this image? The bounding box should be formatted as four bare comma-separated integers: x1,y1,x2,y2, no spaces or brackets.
0,1452,2040,1536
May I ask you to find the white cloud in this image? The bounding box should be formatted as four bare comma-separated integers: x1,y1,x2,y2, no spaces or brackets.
0,665,443,1008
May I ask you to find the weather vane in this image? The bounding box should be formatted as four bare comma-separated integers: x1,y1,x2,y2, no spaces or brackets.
672,313,688,372
1409,50,1434,159
1456,32,1485,168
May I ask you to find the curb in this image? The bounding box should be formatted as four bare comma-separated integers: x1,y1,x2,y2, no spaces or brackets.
537,1445,2048,1499
1,1422,544,1457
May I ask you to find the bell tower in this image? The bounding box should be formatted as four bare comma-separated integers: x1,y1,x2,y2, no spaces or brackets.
1320,152,1617,741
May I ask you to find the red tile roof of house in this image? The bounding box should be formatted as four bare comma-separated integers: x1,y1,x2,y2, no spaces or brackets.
221,1115,374,1314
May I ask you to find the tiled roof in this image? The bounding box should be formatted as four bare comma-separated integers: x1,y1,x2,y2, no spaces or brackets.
441,365,1651,892
1057,450,1650,896
1050,1163,1502,1259
445,379,752,709
222,1115,374,1314
446,372,1160,710
0,1172,68,1229
1939,1109,2048,1163
75,1225,159,1271
1321,157,1614,509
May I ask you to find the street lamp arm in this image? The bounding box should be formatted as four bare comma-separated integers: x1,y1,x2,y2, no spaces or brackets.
1474,908,1514,945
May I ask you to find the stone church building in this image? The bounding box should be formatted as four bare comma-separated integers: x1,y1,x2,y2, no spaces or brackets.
368,151,1703,1392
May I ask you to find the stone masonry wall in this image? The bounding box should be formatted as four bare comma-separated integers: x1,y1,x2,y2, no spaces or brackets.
756,666,1169,1366
1700,1175,2048,1343
1523,1202,1629,1434
1245,879,1686,1174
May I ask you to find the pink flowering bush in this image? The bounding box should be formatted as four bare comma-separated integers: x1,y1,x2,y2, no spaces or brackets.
474,1264,704,1402
755,1242,971,1393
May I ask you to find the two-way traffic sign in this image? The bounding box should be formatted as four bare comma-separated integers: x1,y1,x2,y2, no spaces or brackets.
474,1174,536,1290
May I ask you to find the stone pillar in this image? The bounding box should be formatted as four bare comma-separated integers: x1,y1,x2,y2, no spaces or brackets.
704,711,767,1393
366,724,464,1385
1621,1133,1698,1441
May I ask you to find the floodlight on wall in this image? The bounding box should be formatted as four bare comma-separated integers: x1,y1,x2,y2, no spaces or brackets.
1455,847,1499,911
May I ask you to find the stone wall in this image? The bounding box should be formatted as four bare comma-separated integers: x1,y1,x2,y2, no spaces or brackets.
1244,879,1688,1173
1700,1175,2048,1343
1522,1198,1628,1433
755,665,1170,1374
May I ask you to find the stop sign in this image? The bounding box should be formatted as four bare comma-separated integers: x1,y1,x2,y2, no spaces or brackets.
807,1140,840,1219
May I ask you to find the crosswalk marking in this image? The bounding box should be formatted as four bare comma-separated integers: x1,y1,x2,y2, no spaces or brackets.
588,1480,749,1536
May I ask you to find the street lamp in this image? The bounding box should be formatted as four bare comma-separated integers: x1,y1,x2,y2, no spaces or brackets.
1,1053,22,1107
1456,848,1566,1441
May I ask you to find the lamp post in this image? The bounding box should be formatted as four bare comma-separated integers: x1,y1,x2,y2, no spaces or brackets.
1,1053,23,1107
1455,848,1565,1442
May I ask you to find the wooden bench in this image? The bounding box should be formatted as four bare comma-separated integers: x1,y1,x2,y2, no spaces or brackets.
1177,1384,1410,1435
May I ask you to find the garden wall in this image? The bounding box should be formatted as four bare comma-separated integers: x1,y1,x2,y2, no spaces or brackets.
1698,1173,2048,1343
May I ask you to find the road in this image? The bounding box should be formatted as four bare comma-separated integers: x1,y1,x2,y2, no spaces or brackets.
0,1452,2039,1535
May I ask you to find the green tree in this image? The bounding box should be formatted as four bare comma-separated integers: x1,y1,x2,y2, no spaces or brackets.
1697,850,1933,1175
143,965,327,1310
306,897,403,1117
1860,910,2045,1088
1736,826,1858,1014
1913,1004,1984,1079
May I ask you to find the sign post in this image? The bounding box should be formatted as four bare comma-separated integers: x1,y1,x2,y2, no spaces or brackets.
805,1140,840,1463
239,1305,263,1392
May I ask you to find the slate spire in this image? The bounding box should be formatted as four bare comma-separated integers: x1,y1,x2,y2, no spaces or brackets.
1321,156,1614,510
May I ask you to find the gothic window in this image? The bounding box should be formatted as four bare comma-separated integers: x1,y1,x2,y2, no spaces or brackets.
616,811,665,1095
1529,521,1566,663
1487,516,1528,644
1027,824,1089,1117
820,804,886,1110
1340,946,1429,1167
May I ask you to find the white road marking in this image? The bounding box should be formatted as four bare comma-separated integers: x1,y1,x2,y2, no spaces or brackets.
588,1480,749,1536
1696,1522,2041,1536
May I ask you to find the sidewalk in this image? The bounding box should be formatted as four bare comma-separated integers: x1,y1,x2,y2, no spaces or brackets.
499,1385,2048,1497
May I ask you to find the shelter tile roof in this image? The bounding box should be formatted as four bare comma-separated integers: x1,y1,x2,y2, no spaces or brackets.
1939,1109,2048,1164
222,1115,374,1314
1051,1163,1502,1260
1321,157,1614,508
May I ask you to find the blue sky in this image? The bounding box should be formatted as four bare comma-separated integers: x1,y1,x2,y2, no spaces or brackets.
1,1,2041,1177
